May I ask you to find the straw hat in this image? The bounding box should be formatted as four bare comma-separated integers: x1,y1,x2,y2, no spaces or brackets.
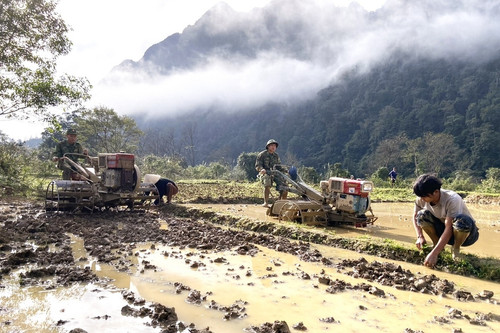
143,174,161,183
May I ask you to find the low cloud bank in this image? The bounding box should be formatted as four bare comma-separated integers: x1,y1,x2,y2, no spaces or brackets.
93,0,500,118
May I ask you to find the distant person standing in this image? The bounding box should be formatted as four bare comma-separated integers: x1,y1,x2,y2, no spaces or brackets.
389,167,398,187
255,139,287,207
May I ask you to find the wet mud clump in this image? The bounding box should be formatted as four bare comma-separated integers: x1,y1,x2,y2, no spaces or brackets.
208,299,248,320
0,203,98,287
245,320,291,333
337,258,455,296
121,290,214,333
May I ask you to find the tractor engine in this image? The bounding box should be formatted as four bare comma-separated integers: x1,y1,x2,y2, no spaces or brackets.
97,153,136,192
321,177,374,216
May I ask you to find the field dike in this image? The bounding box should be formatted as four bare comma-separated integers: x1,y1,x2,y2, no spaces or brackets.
166,204,500,282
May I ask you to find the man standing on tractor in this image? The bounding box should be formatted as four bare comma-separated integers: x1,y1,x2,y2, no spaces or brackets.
255,139,288,207
52,128,88,180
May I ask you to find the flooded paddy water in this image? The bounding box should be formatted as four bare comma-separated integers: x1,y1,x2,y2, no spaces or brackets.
189,202,500,259
1,201,499,332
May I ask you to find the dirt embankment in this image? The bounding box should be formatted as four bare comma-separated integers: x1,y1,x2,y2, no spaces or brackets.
464,194,500,206
1,200,499,332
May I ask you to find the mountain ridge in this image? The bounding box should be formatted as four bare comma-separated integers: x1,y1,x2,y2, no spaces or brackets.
109,0,500,178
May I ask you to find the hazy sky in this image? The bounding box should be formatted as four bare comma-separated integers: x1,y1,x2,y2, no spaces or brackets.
55,0,386,83
0,0,386,140
5,0,500,141
89,0,500,123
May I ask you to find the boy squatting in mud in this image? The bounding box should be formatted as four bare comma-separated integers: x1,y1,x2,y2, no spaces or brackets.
412,174,479,268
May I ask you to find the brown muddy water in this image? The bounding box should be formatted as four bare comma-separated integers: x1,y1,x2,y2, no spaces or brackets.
1,203,499,332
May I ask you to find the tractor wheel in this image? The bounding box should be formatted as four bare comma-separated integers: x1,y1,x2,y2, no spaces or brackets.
279,201,304,224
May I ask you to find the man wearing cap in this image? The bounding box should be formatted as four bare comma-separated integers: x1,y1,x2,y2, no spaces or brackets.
52,128,88,180
255,139,288,207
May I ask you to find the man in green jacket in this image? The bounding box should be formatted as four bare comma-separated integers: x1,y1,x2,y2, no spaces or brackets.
52,128,88,180
255,139,288,207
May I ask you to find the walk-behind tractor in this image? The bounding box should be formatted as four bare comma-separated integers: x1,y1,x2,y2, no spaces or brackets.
45,153,159,212
267,166,377,227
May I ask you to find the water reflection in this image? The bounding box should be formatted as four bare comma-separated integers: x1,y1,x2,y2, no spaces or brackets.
0,277,157,333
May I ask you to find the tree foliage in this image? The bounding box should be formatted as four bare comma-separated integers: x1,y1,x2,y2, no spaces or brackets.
373,134,408,170
0,0,90,119
236,152,259,181
298,166,319,184
0,133,54,197
139,128,180,157
37,109,82,156
327,162,350,178
477,167,500,193
75,107,143,154
138,154,185,180
145,56,500,180
37,108,143,157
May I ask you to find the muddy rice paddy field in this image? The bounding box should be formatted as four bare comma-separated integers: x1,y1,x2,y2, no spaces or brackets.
1,184,500,333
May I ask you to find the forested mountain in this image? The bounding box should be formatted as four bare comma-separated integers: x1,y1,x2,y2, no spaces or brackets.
136,55,500,178
109,0,500,179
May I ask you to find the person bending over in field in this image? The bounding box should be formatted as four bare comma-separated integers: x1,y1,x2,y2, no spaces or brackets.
412,174,479,268
144,174,178,205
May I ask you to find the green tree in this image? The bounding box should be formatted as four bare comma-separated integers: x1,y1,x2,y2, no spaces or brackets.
75,107,143,154
0,133,54,197
208,162,229,179
327,162,350,178
373,134,408,170
0,134,25,188
402,132,461,177
299,166,319,184
185,164,212,179
447,170,478,192
236,152,259,181
471,125,500,171
0,0,90,119
138,154,184,180
37,109,83,158
403,137,424,177
478,167,500,193
371,167,389,181
420,132,460,176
